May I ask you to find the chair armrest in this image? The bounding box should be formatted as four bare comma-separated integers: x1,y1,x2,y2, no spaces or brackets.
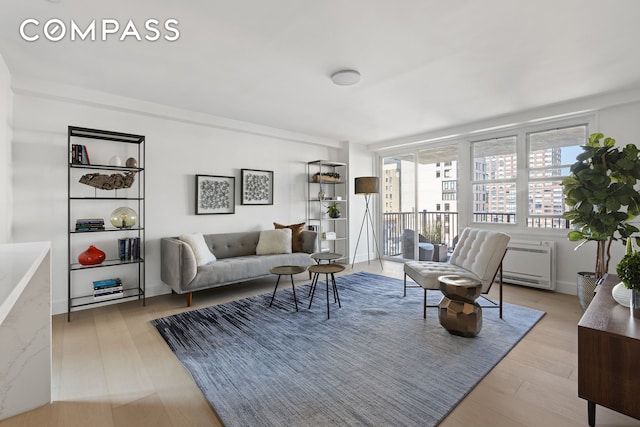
160,237,197,293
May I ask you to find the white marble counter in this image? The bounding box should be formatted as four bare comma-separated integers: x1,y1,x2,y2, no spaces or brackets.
0,241,52,420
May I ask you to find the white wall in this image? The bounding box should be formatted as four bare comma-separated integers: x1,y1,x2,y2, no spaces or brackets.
0,53,12,243
346,141,379,265
10,79,338,314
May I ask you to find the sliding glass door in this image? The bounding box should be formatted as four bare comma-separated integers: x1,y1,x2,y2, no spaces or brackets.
381,145,459,262
381,154,416,259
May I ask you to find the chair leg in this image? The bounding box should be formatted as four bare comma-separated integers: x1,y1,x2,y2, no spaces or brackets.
499,263,503,319
423,288,427,319
404,273,407,297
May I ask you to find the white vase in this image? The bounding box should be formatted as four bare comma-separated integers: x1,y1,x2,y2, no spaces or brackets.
612,282,632,307
109,155,122,166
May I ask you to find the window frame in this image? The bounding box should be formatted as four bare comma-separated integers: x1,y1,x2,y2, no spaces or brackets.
526,123,589,229
468,114,595,230
470,134,518,225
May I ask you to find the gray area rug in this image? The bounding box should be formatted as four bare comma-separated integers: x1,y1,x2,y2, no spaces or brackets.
152,272,545,426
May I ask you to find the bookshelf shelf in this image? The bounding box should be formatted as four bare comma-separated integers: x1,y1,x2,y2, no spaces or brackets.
67,126,145,321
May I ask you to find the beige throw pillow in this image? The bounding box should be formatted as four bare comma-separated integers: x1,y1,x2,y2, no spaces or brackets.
179,232,216,266
274,222,305,252
256,229,292,255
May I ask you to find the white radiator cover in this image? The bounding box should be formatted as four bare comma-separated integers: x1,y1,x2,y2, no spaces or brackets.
502,240,556,290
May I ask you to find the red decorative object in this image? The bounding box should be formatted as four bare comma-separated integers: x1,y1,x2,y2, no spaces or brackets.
78,245,106,265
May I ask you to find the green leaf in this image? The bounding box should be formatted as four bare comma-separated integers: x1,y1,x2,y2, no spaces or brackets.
568,231,584,241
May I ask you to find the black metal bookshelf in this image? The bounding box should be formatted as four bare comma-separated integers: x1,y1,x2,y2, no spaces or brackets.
67,126,145,321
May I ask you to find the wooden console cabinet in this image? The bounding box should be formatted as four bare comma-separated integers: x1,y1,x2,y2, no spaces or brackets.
578,274,640,426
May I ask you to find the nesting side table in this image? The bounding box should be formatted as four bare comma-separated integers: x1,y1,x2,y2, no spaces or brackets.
269,265,306,311
308,263,345,319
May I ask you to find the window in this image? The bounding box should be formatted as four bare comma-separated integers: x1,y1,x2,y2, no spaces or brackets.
527,125,586,228
442,180,457,201
471,136,517,224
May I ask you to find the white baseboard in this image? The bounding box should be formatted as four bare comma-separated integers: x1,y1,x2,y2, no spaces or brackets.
555,279,577,296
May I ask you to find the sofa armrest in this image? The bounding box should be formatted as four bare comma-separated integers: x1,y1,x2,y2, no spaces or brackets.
300,230,318,254
160,237,198,293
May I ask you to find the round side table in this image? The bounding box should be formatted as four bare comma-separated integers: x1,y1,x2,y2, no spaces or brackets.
269,265,306,311
307,263,345,319
310,252,342,263
438,275,483,337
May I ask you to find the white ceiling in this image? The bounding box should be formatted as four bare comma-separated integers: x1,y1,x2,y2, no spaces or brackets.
1,0,640,146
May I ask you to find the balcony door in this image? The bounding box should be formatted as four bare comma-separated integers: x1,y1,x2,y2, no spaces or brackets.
381,145,459,262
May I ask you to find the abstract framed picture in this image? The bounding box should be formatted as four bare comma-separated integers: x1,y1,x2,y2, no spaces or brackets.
195,175,235,214
241,169,273,205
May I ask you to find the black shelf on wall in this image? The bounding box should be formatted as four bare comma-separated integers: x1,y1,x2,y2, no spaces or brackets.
67,126,146,321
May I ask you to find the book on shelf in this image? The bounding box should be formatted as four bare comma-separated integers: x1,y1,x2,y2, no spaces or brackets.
94,291,124,301
75,218,105,231
93,277,122,289
94,285,123,296
118,237,140,261
71,144,91,165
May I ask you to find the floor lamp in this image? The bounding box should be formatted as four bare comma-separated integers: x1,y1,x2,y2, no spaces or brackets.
352,176,383,269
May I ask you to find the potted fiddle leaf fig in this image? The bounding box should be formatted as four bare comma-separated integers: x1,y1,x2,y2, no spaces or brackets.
562,133,640,309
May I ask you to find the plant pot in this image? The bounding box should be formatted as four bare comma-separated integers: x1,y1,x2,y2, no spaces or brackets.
612,282,632,307
577,271,597,311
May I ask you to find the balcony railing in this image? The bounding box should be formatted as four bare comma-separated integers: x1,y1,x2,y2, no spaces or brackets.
383,210,570,258
383,211,459,258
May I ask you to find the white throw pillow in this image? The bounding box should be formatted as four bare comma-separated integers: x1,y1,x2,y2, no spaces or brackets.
256,229,292,255
179,232,216,266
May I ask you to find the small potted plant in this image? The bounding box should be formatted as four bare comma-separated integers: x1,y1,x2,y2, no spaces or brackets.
616,238,640,317
327,203,341,218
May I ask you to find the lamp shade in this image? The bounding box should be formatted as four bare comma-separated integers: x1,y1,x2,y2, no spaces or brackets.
354,176,379,194
110,207,137,229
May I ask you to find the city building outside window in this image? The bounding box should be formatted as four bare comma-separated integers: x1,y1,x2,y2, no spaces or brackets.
527,124,586,228
471,135,517,224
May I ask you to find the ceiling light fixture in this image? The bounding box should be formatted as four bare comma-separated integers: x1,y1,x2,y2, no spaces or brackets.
330,69,361,86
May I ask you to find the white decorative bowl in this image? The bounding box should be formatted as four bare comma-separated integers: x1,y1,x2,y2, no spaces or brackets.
612,282,632,307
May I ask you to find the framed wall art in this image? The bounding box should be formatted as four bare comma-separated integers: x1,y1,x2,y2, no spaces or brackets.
241,169,273,205
196,174,235,214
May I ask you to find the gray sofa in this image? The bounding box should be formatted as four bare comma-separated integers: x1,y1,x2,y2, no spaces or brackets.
161,230,317,306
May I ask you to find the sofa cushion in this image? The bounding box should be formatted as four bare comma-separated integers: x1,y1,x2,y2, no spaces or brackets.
207,232,260,259
179,232,216,266
274,222,305,252
256,229,292,255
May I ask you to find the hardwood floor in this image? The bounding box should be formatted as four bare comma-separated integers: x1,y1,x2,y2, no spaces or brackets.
2,260,639,426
